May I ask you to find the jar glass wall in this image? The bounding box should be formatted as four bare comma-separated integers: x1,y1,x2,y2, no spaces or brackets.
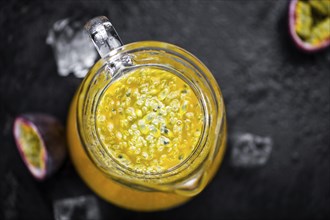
67,41,227,211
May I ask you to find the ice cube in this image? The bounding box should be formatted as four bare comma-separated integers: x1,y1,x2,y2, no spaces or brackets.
46,18,97,78
230,133,273,167
53,195,100,220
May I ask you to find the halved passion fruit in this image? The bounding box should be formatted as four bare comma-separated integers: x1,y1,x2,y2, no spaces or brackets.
13,114,67,180
289,0,330,52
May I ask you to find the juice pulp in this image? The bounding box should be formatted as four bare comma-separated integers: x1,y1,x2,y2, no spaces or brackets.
96,67,203,173
67,66,227,211
15,120,46,174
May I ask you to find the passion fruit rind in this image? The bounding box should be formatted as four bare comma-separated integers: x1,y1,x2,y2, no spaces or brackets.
289,0,330,52
14,114,67,180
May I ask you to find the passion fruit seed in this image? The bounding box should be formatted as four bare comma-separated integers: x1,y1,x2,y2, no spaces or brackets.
309,0,330,15
18,122,45,169
290,0,330,52
13,114,67,180
308,17,330,45
295,1,312,39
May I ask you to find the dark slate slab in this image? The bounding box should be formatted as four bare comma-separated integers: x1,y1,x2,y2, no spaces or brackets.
0,0,329,219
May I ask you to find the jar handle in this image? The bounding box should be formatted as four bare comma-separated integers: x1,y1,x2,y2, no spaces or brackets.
84,16,123,58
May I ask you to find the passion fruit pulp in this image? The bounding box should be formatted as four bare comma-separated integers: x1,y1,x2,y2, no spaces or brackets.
289,0,330,52
13,114,67,180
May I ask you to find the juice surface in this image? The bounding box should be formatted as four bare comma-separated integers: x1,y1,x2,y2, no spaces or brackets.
96,67,204,173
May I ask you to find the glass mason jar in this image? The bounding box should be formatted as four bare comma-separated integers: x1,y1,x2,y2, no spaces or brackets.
67,16,227,211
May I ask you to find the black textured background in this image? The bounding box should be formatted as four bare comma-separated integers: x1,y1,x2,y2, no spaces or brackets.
1,0,330,219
